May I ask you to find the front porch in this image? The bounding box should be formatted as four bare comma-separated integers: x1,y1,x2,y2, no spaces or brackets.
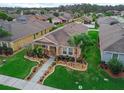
33,37,80,58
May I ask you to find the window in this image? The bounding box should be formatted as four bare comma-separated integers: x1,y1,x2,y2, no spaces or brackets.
68,48,73,55
112,53,118,59
63,47,67,54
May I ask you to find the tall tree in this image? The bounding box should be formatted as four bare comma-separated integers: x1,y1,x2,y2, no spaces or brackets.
68,34,81,62
79,33,94,57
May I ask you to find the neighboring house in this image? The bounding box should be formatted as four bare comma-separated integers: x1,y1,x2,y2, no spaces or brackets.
58,16,68,23
98,17,124,64
0,15,54,52
97,16,119,25
33,23,88,57
121,11,124,17
83,22,95,29
83,16,92,24
52,17,63,24
45,14,56,19
60,12,73,22
30,15,49,21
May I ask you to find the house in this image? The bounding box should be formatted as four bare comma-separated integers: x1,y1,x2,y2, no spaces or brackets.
58,16,68,23
83,16,92,24
98,17,124,64
97,16,119,25
33,23,88,57
52,17,63,24
30,15,49,21
60,12,73,22
121,11,124,17
0,15,54,52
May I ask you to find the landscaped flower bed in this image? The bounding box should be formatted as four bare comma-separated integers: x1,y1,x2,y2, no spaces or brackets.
24,56,47,80
100,62,124,78
0,46,13,56
38,61,88,84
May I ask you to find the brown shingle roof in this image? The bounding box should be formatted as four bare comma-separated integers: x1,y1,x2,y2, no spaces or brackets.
98,17,124,53
97,17,119,25
36,23,88,46
104,37,124,53
0,16,54,41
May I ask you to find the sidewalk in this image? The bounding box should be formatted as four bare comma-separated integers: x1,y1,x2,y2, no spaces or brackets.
30,57,55,83
0,74,56,90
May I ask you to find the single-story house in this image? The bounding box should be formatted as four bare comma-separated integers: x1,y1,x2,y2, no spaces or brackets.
121,11,124,17
97,16,119,25
60,12,73,22
98,17,124,64
52,17,63,24
30,15,49,21
83,16,92,24
102,37,124,64
58,16,68,23
0,15,54,52
33,23,88,57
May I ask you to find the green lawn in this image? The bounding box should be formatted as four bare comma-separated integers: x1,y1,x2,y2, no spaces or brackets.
43,31,124,90
0,84,18,90
0,49,37,79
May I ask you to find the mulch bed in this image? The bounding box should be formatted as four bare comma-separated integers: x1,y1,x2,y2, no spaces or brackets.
105,68,124,78
100,64,124,78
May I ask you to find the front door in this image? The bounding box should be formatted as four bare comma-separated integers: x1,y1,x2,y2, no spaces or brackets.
50,46,56,56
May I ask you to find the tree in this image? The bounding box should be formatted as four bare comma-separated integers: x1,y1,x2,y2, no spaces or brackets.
68,34,81,62
48,18,52,23
68,33,94,62
95,21,99,29
7,16,13,21
79,33,94,57
105,11,113,16
53,12,59,17
0,27,11,38
0,11,8,20
108,58,123,74
0,11,13,21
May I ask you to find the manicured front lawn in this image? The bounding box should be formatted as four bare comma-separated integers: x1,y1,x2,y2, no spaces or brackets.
0,49,37,79
0,84,18,90
43,31,124,90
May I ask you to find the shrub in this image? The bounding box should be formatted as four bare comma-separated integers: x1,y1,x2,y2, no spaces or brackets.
108,58,123,74
0,46,13,56
52,62,56,66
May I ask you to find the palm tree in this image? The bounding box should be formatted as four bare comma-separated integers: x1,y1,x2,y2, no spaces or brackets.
68,34,81,62
79,33,95,58
68,33,95,63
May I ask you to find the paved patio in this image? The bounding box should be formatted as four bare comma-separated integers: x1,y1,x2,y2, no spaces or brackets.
30,57,55,83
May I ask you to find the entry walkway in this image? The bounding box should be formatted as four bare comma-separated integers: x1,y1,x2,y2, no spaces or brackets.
30,57,55,83
0,74,56,90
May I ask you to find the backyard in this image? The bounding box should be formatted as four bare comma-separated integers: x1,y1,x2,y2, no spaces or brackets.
43,30,124,90
0,49,37,79
0,84,18,90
